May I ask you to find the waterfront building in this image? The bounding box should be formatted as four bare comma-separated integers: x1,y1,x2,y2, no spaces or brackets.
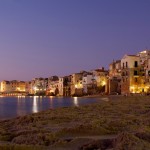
58,77,64,96
137,50,150,65
17,81,26,92
0,80,26,95
138,50,150,93
58,76,71,96
0,80,10,92
107,60,121,94
47,76,59,96
71,73,84,96
82,73,95,94
91,68,108,94
121,54,148,94
31,78,48,95
25,81,32,94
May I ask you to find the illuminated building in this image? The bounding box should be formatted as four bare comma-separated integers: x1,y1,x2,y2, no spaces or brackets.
0,80,26,95
91,68,108,93
31,78,48,95
58,76,71,96
71,72,84,96
47,76,59,96
121,52,150,95
138,50,150,94
25,81,32,94
107,60,121,94
0,81,10,92
82,73,94,94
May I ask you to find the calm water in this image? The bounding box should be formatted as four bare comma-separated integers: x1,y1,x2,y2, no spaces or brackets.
0,96,106,120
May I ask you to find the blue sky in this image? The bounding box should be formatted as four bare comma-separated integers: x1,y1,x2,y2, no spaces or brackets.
0,0,150,80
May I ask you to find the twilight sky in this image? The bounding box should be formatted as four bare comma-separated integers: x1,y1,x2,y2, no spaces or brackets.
0,0,150,81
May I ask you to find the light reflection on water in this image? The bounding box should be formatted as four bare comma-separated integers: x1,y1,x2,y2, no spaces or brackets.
0,96,105,120
17,96,25,116
33,96,38,113
100,97,109,102
73,97,79,106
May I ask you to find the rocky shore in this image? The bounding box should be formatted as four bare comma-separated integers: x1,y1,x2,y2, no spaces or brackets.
0,96,150,150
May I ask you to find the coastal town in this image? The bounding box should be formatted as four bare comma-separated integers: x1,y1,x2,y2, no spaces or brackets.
1,49,150,96
1,1,150,149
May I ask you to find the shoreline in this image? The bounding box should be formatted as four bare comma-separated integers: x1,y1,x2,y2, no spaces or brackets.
0,96,107,121
0,96,150,149
0,95,149,121
0,93,148,98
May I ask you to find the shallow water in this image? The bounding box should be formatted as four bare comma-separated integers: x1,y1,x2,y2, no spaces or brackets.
0,96,106,120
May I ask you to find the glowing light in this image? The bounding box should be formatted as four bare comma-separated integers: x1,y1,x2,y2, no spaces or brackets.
73,97,79,106
130,86,135,90
75,83,83,89
130,85,150,93
34,87,37,91
101,81,106,86
17,87,20,91
140,51,147,54
130,86,136,93
33,96,38,113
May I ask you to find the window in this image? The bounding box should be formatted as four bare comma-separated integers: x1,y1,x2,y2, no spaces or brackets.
123,63,124,69
134,70,138,76
134,61,138,67
126,62,128,68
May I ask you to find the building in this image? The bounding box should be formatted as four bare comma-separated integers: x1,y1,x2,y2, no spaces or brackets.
0,80,26,95
91,68,108,94
47,76,59,96
137,50,150,65
48,76,59,95
82,73,93,94
1,80,10,93
107,60,121,94
138,50,150,94
25,81,32,95
59,76,71,96
121,54,148,94
31,78,48,95
71,73,83,96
